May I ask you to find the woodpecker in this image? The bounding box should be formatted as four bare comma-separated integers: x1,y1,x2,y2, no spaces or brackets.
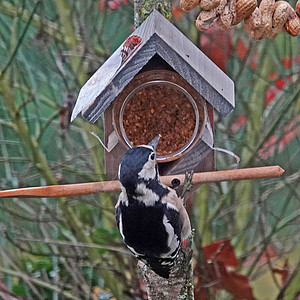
115,136,191,278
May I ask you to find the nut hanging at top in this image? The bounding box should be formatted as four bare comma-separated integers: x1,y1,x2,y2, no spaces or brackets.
180,0,300,39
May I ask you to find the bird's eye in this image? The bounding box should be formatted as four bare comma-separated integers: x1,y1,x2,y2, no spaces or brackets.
150,153,155,160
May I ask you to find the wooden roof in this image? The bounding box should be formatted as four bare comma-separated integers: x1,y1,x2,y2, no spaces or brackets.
71,10,235,123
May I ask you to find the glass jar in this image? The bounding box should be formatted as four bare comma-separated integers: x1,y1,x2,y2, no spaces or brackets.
113,70,206,162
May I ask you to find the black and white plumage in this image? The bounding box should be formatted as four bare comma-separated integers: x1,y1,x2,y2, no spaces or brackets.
115,136,191,278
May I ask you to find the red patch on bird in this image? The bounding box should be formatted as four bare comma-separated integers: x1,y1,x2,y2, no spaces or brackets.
120,35,142,65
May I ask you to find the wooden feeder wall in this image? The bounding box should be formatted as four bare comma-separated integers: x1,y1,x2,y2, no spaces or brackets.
104,56,215,179
72,10,235,180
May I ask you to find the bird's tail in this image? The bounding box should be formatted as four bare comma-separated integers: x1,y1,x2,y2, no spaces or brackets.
144,256,176,279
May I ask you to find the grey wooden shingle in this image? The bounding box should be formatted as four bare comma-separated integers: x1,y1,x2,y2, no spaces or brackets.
71,10,235,123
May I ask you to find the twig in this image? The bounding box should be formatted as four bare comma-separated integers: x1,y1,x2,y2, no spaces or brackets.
0,166,285,198
0,266,81,300
17,237,131,255
0,245,44,299
0,1,66,43
247,190,293,277
1,1,41,76
276,260,300,300
36,110,60,143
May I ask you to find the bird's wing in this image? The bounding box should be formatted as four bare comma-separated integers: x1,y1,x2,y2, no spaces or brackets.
161,188,191,241
115,192,122,210
115,192,125,230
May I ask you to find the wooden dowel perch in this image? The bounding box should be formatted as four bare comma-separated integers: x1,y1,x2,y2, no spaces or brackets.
0,166,284,198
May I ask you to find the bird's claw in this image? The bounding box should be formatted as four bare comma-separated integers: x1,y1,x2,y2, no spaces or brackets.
181,170,194,201
138,261,147,273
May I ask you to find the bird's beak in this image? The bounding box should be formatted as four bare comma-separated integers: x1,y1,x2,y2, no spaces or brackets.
148,135,161,151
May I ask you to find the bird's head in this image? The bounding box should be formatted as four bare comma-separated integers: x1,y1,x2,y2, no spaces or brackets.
118,136,160,191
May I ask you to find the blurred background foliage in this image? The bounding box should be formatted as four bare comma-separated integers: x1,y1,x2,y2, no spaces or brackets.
0,0,299,299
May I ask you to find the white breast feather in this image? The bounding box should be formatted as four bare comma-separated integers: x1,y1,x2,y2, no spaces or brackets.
135,182,159,206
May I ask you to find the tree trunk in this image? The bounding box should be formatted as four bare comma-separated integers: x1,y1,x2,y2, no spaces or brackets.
133,2,194,298
134,0,172,28
140,238,194,300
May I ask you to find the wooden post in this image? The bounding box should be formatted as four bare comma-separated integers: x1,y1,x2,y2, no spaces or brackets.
0,167,285,198
134,0,143,28
133,2,187,298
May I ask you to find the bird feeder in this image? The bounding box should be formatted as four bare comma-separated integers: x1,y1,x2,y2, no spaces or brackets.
71,10,235,179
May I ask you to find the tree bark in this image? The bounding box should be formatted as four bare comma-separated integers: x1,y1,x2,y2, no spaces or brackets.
134,0,172,28
133,5,192,297
140,238,194,300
